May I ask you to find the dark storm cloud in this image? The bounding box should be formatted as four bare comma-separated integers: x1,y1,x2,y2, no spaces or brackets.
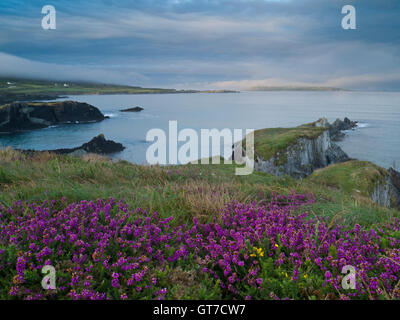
0,0,399,90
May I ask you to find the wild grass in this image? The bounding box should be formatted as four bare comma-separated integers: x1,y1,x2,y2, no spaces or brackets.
308,160,389,196
0,147,397,228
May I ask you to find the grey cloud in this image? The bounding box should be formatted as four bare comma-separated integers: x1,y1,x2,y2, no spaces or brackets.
0,52,148,85
0,0,399,90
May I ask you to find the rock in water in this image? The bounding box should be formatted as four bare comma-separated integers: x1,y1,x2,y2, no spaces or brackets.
49,134,125,155
329,117,358,141
80,134,125,154
120,106,144,112
0,101,105,133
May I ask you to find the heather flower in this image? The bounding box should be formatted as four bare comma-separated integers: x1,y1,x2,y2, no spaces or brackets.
0,195,399,300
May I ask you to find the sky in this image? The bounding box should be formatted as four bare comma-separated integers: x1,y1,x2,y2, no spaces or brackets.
0,0,399,90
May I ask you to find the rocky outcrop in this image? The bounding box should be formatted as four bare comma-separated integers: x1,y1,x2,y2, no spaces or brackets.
0,101,105,133
371,174,398,208
253,130,349,179
48,134,125,155
387,168,400,208
120,106,144,112
241,118,350,178
236,118,352,179
329,117,358,141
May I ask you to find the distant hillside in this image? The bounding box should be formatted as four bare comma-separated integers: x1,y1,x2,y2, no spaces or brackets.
0,77,237,104
0,77,193,94
247,86,347,92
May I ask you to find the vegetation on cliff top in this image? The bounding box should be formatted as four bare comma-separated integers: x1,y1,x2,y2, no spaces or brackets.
0,101,86,109
246,124,328,161
0,78,236,105
308,160,390,198
0,78,192,96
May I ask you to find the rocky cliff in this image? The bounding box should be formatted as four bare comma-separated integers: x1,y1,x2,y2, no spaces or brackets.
371,174,399,208
0,101,105,133
236,118,350,179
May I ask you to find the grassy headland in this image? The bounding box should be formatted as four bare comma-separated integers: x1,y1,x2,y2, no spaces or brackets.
247,86,347,92
309,161,389,197
249,124,328,161
0,78,236,104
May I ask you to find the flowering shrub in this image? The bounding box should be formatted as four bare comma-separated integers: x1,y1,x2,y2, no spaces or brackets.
0,194,399,300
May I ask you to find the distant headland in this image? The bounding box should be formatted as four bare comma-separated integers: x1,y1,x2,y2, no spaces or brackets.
0,77,238,105
246,86,347,92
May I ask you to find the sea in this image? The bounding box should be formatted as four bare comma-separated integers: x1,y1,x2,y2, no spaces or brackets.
0,91,399,169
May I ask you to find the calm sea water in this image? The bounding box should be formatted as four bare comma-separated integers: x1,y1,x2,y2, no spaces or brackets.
0,91,399,168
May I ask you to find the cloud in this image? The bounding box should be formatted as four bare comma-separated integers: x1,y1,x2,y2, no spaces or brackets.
325,73,400,90
0,52,147,84
205,73,400,91
0,0,399,90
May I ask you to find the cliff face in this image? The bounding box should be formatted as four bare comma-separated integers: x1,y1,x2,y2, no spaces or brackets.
381,168,400,208
0,101,105,133
254,129,349,179
239,118,350,179
371,175,398,208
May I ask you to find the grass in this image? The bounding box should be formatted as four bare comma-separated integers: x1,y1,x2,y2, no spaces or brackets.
1,102,76,110
244,123,328,163
0,148,397,228
0,78,235,101
26,102,71,107
308,160,389,195
0,78,190,96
